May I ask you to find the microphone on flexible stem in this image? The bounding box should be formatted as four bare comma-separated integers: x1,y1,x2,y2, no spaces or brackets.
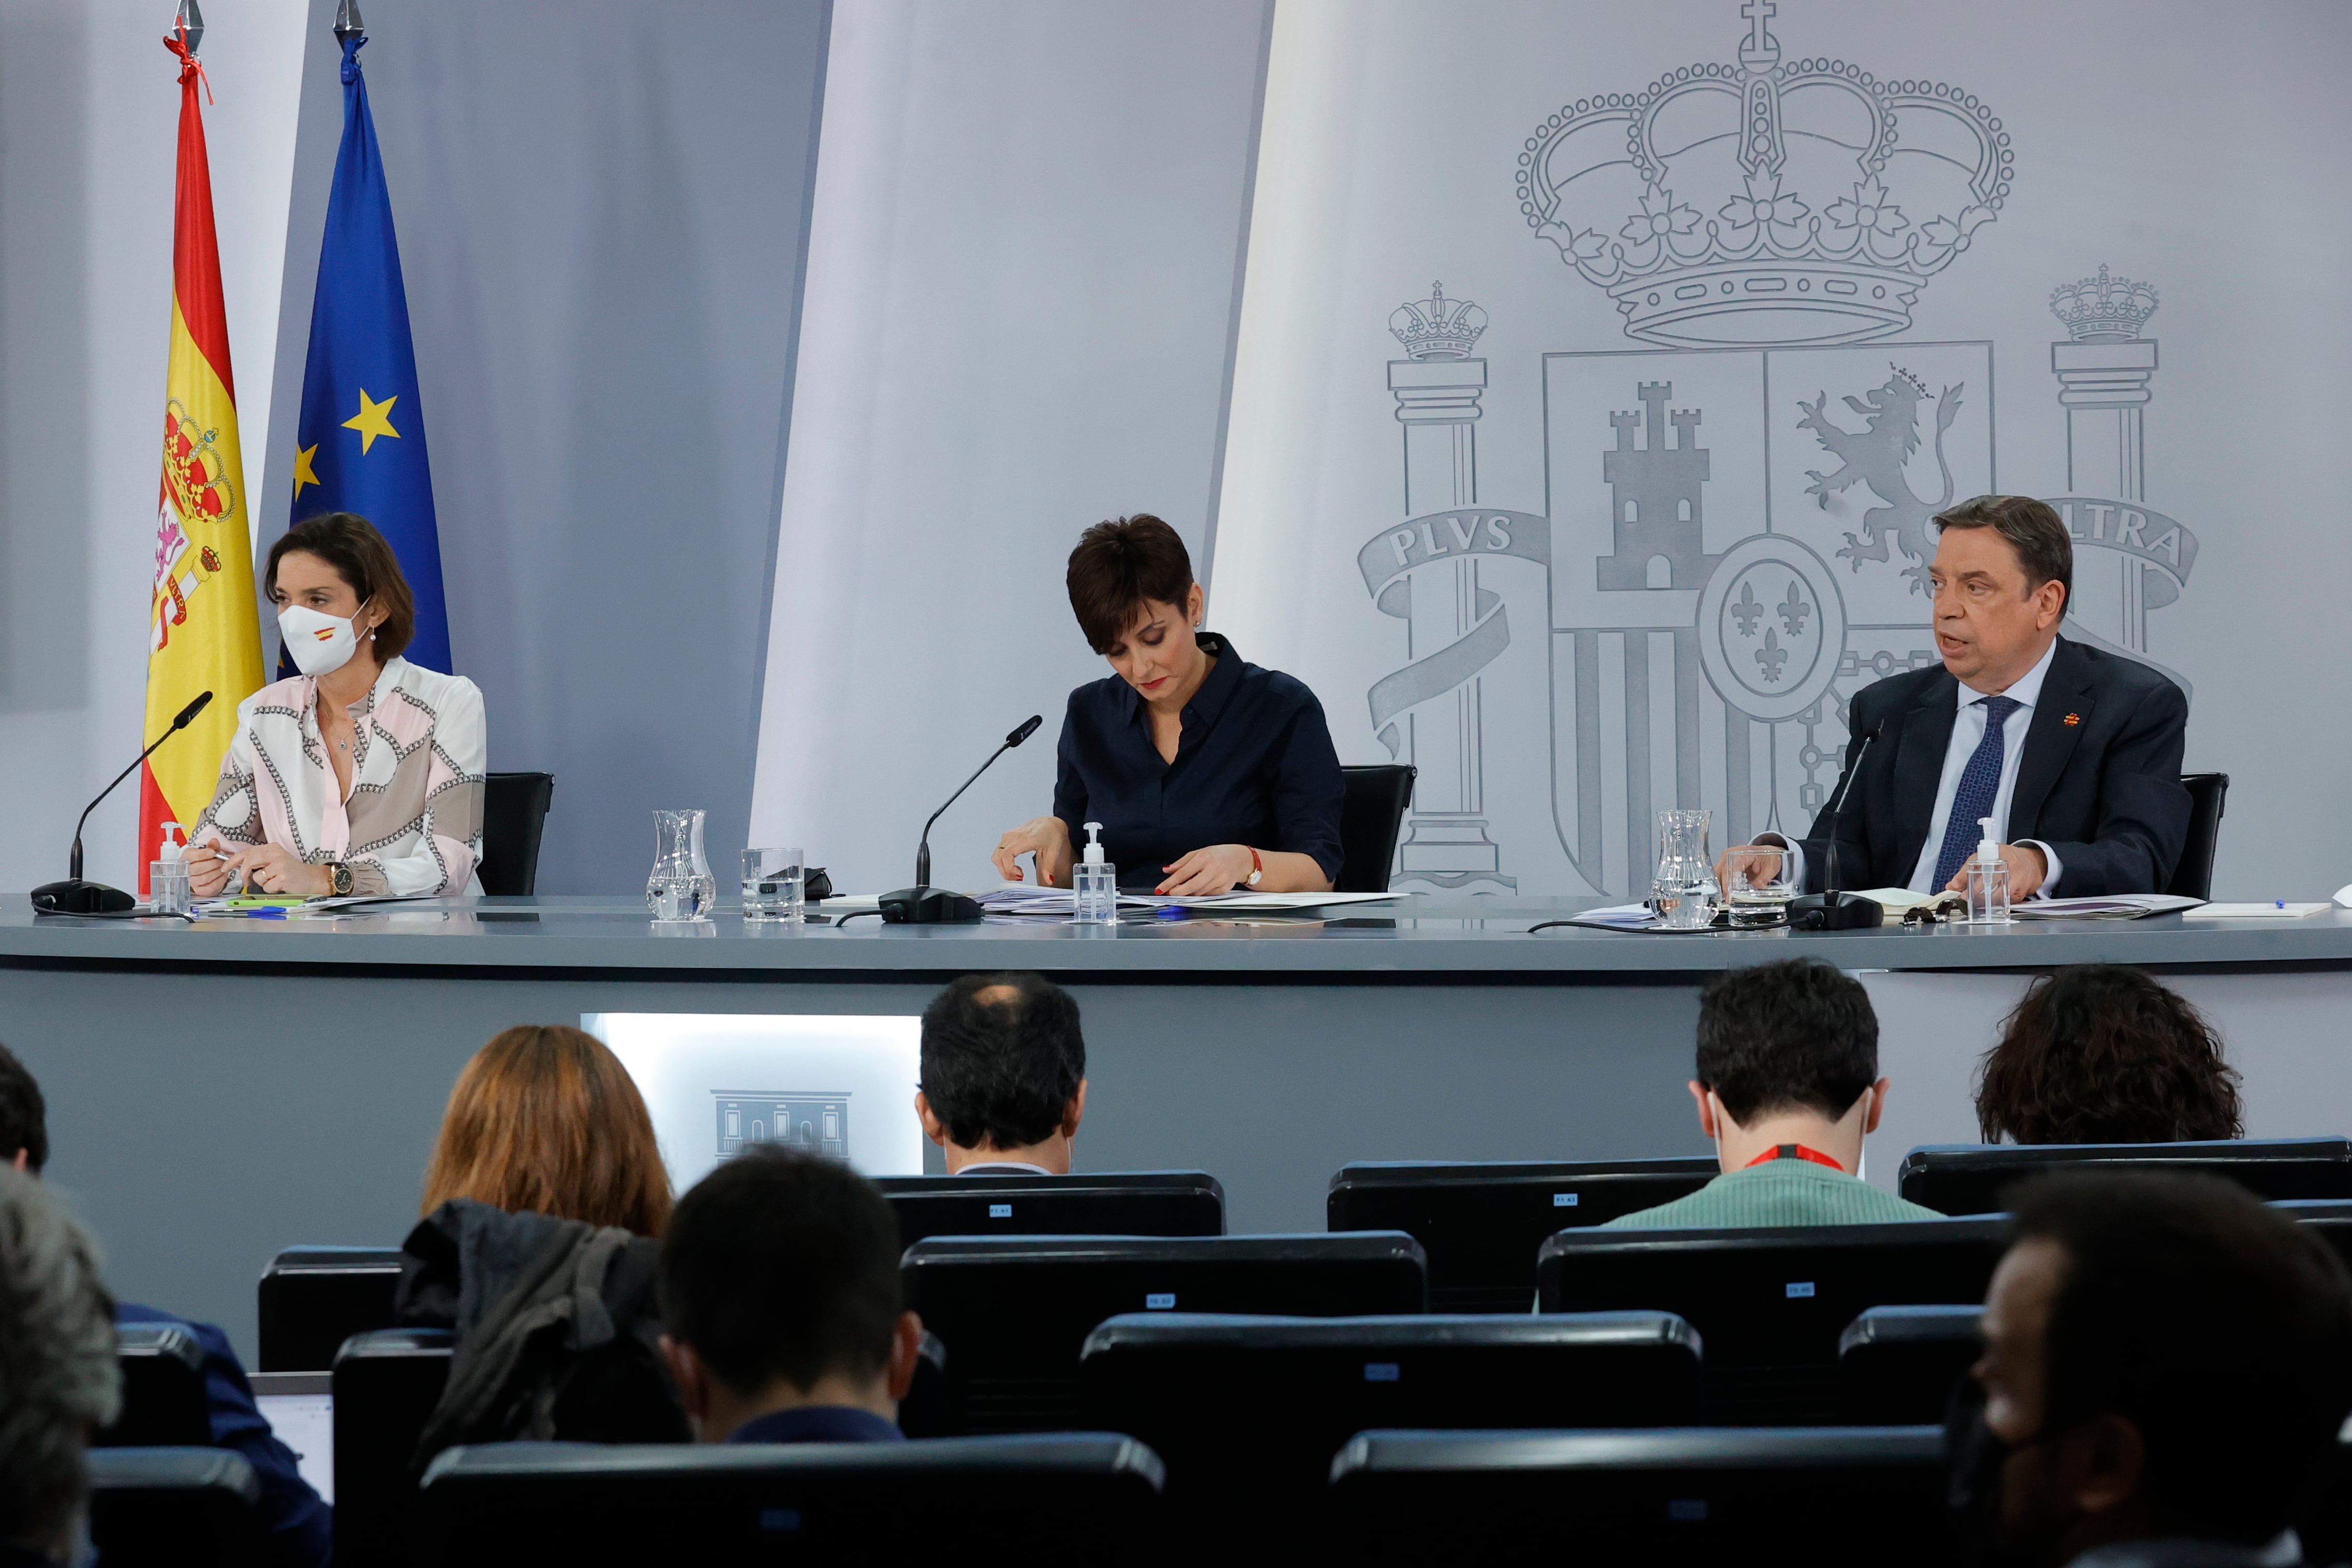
32,690,214,915
880,714,1043,925
1788,718,1885,933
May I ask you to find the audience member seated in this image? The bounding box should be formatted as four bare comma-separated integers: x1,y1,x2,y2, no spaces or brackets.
1606,959,1942,1228
0,1164,118,1568
396,1025,685,1449
657,1147,924,1444
915,973,1089,1175
0,1043,329,1568
1976,965,2244,1146
1955,1171,2352,1565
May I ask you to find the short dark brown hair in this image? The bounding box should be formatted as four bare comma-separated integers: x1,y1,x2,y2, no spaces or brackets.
1694,958,1879,1123
1934,494,2071,611
0,1041,47,1175
1976,965,2242,1145
2009,1171,2352,1543
1066,514,1194,654
920,973,1086,1150
266,512,419,663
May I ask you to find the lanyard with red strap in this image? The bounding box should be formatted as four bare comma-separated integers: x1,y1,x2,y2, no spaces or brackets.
1744,1143,1847,1174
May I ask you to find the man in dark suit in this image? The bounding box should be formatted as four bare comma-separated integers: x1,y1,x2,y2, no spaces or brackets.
1728,495,2190,899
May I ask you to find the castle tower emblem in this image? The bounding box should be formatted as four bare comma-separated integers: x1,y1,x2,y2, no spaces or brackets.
1600,381,1716,590
1514,0,2012,345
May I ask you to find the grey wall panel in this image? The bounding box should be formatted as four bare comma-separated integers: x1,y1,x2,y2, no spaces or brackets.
264,0,830,894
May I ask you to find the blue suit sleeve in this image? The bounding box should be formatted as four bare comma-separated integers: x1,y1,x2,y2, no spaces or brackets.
1051,699,1088,851
2034,675,2191,896
1272,694,1347,882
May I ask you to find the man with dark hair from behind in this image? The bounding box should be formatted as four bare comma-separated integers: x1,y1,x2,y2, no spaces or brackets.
0,1042,329,1567
1957,1171,2352,1565
657,1146,924,1444
0,1164,120,1567
1607,958,1942,1228
915,973,1088,1175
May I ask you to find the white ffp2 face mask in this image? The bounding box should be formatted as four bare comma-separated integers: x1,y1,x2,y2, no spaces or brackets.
278,600,369,677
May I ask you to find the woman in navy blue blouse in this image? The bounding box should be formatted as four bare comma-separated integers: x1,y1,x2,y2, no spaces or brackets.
991,515,1346,896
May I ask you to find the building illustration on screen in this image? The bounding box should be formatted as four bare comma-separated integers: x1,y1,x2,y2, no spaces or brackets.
714,1091,849,1161
1356,0,2199,896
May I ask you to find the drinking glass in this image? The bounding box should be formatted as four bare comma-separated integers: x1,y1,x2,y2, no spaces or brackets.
1652,809,1717,929
646,809,716,921
742,847,806,923
1724,844,1794,928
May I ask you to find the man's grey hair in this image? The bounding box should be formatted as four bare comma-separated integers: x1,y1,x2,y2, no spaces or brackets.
0,1164,119,1557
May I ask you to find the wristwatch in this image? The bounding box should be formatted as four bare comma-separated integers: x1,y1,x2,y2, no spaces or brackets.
1245,848,1263,888
326,860,354,897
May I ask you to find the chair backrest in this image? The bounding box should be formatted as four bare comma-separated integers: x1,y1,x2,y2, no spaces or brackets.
1081,1310,1699,1546
1838,1304,1981,1425
478,772,555,896
1537,1217,2008,1423
419,1435,1163,1562
1328,1157,1720,1312
2167,771,2228,900
874,1171,1225,1252
333,1328,454,1568
902,1232,1426,1435
1897,1137,2352,1217
1337,764,1416,892
87,1447,262,1568
1327,1426,1948,1561
98,1324,212,1448
258,1245,406,1372
2273,1199,2352,1277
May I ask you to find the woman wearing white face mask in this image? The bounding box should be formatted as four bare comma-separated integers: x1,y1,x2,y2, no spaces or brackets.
185,513,486,899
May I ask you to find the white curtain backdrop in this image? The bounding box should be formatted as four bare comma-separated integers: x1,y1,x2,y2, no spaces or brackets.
748,0,1271,894
1214,0,2352,899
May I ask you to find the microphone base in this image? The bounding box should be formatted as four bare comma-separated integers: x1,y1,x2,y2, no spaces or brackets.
31,879,137,916
878,886,984,925
1788,891,1883,932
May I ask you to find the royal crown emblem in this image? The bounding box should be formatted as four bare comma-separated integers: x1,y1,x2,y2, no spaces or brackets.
1515,0,2011,347
1389,282,1489,361
2049,263,2158,342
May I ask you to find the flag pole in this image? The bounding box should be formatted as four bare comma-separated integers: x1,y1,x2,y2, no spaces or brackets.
334,0,365,42
173,0,203,57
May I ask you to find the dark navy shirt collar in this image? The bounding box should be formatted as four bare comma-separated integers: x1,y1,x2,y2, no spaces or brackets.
727,1404,906,1445
1112,630,1241,735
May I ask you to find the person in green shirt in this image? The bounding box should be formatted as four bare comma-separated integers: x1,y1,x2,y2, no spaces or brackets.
1606,957,1943,1229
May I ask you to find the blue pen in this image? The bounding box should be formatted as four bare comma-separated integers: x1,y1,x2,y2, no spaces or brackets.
243,907,288,920
1154,906,1189,921
2278,900,2287,909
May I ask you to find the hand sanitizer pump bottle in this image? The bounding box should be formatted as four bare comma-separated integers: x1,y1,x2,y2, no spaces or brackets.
1964,816,2011,925
1073,822,1118,924
150,823,191,915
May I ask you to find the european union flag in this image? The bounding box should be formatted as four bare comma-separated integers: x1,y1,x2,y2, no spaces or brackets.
290,29,449,673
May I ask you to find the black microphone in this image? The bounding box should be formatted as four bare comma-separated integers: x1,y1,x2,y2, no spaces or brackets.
33,690,215,915
881,714,1045,925
1789,718,1885,932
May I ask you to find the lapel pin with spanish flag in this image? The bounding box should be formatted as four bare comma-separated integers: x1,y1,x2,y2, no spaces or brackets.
2063,713,2082,726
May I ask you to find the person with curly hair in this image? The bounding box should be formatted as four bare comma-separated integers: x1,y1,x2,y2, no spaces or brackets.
1976,965,2243,1146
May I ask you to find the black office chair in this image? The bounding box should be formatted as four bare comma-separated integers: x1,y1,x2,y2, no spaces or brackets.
418,1435,1166,1563
478,772,555,896
1082,1310,1699,1546
874,1171,1224,1252
1838,1304,1981,1425
1327,1426,1951,1562
1337,763,1416,892
2273,1198,2352,1275
1897,1137,2352,1217
98,1324,213,1448
333,1328,454,1568
88,1448,262,1568
2167,771,2228,900
902,1232,1426,1435
1328,1157,1720,1312
258,1245,406,1372
1537,1217,2008,1423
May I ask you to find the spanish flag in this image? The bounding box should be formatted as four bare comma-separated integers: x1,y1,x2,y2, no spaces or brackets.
141,21,264,889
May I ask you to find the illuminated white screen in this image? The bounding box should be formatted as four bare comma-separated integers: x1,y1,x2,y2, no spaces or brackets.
583,1012,925,1193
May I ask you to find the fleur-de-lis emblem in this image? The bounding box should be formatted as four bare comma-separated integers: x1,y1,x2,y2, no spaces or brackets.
1755,628,1789,684
1779,580,1813,637
1730,581,1764,637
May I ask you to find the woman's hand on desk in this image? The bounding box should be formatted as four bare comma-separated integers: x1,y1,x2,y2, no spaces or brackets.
992,816,1074,887
1157,845,1259,896
186,843,232,898
218,843,332,898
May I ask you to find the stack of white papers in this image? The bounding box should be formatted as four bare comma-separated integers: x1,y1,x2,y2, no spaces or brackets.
2009,894,2205,920
2180,902,2332,919
975,885,1404,915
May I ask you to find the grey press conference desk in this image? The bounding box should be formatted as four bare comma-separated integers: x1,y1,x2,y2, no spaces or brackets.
6,894,2351,1360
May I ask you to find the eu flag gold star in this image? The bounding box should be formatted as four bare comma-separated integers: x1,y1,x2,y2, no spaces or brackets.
292,444,320,497
341,389,401,454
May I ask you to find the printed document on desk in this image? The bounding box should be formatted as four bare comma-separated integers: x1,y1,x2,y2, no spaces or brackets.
976,885,1404,916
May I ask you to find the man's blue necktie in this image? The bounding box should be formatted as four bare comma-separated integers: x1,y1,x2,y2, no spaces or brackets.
1931,695,2023,890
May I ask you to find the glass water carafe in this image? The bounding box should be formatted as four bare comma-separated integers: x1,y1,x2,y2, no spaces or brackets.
647,809,717,921
1651,808,1717,929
